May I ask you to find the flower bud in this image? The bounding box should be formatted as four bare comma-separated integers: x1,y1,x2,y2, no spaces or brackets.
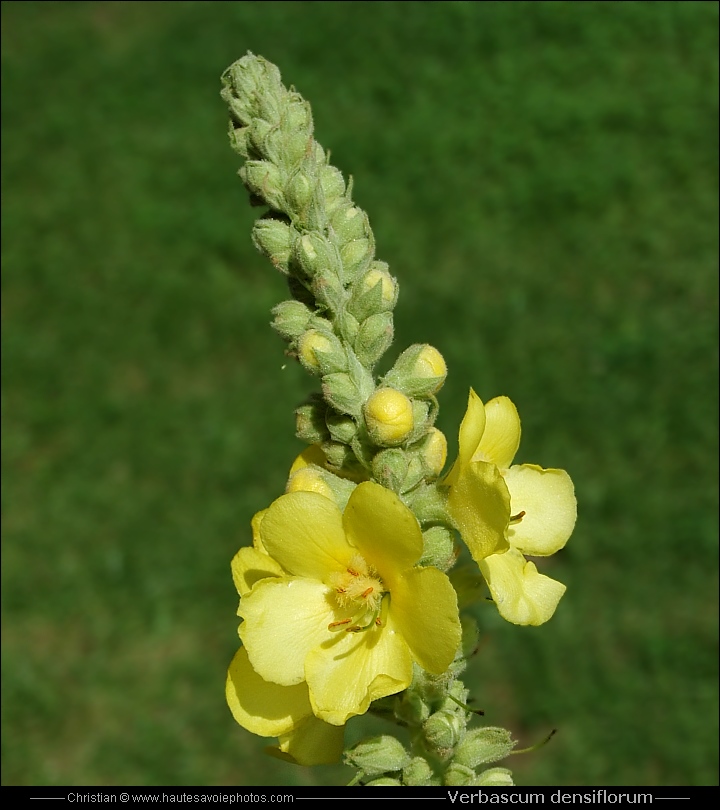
293,232,343,283
383,344,448,397
253,218,296,274
475,767,515,787
285,466,334,501
330,203,368,243
248,118,275,159
340,236,373,281
419,427,448,478
318,164,346,214
423,710,463,756
297,329,346,376
364,388,414,446
355,312,394,368
344,735,409,779
322,372,363,417
286,464,356,510
420,525,456,571
403,756,438,787
227,122,250,158
271,299,313,341
364,778,402,786
221,55,283,126
453,727,516,769
295,399,330,444
325,411,358,444
371,448,409,493
285,165,316,216
444,763,477,786
239,160,285,210
279,98,313,165
395,689,430,727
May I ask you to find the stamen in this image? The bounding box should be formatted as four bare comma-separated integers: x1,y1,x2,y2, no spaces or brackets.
328,618,352,630
361,587,374,599
510,510,526,523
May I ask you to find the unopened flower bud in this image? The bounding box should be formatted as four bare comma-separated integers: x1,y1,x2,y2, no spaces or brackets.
453,727,516,769
322,372,363,417
395,689,430,726
227,122,250,158
420,525,456,571
403,756,437,787
365,778,402,786
286,466,334,500
423,710,463,755
271,299,313,341
253,218,296,274
285,165,316,216
444,763,477,786
295,399,330,444
221,55,283,126
344,735,409,779
475,767,515,787
239,160,285,210
348,262,398,321
371,448,409,493
355,312,394,367
383,344,448,397
293,232,343,283
340,236,373,280
364,388,414,446
297,329,345,376
419,427,448,478
325,411,358,444
279,98,313,165
331,203,368,243
318,164,346,214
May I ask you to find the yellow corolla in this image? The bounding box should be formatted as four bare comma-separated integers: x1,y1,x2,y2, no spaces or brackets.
445,390,577,626
226,511,345,765
230,481,461,739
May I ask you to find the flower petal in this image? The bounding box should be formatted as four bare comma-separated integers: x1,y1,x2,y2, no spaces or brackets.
504,464,577,556
275,714,345,766
447,460,511,562
226,647,312,737
231,547,284,597
343,481,423,579
260,491,352,579
475,396,521,469
305,621,413,725
251,509,268,553
390,567,461,673
480,547,566,626
239,577,336,686
446,388,486,486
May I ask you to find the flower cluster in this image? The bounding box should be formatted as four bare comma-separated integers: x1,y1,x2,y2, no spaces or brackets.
221,53,577,784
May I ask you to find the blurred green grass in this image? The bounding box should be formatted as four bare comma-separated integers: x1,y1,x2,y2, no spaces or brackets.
2,0,717,787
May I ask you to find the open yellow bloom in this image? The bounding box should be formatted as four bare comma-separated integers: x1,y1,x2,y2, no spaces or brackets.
445,390,577,626
226,511,345,765
232,481,461,734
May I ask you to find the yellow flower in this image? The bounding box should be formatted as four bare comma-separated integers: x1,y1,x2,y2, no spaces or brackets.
445,390,577,626
226,512,344,765
232,481,461,733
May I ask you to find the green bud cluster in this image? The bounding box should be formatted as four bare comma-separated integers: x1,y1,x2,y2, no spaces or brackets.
346,665,517,786
221,53,444,486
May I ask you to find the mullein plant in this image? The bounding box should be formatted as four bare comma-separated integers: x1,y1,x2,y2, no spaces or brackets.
221,53,577,787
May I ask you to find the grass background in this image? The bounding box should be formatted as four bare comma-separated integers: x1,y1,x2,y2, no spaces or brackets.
2,0,717,788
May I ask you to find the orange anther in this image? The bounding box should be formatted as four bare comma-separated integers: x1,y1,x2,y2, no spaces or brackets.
361,587,374,599
328,618,352,629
